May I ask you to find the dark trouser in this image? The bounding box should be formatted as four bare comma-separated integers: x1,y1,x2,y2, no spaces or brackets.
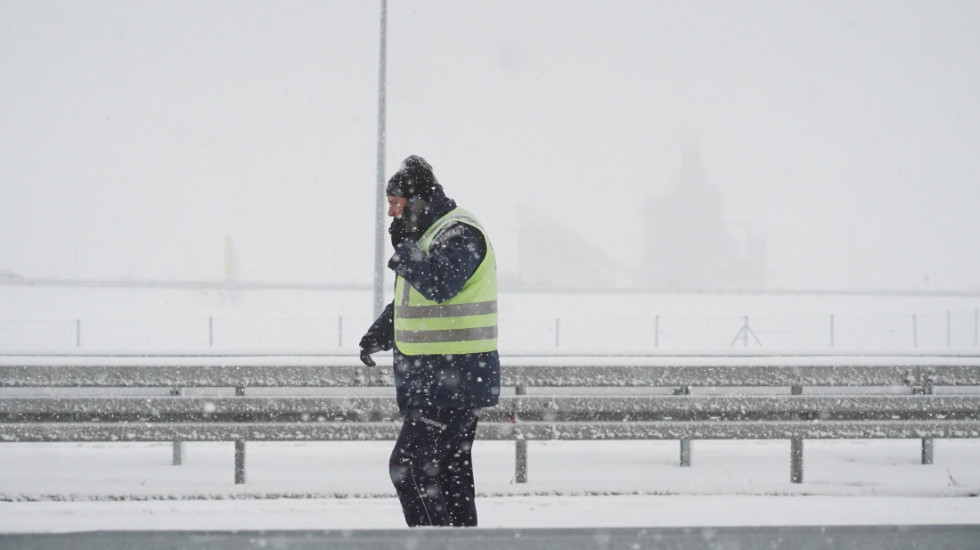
389,407,480,527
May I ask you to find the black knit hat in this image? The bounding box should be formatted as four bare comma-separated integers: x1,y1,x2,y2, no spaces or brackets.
385,155,443,200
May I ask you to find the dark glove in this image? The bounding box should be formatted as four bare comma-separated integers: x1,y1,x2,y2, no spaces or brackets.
359,347,377,367
358,330,390,367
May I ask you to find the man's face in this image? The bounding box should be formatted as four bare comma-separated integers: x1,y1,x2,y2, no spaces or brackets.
387,195,408,218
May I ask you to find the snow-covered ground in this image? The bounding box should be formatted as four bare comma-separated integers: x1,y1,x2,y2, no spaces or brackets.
1,438,978,532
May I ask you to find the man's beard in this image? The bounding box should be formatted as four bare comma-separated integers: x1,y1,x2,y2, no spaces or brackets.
389,197,427,243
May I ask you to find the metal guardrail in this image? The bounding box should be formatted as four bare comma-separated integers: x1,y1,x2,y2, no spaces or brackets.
3,362,980,387
5,420,979,443
4,395,980,421
2,359,979,485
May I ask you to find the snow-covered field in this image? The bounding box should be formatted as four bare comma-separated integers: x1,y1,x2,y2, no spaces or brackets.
2,286,978,354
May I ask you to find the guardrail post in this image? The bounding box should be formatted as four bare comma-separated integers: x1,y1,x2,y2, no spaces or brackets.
209,317,214,347
76,319,81,348
235,440,246,484
915,378,935,464
235,386,247,484
514,384,528,483
790,384,804,483
170,387,184,465
675,385,692,466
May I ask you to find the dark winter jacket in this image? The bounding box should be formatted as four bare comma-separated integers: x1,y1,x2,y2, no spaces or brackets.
363,189,501,415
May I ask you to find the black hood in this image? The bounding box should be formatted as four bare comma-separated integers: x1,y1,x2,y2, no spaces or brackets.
386,155,444,202
387,155,456,237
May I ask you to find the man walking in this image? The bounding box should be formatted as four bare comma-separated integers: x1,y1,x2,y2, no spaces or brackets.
359,155,500,527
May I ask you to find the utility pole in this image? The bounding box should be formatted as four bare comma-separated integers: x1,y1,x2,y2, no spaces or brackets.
372,0,388,316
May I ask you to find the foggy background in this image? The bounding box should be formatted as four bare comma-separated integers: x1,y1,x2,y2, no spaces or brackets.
2,0,979,293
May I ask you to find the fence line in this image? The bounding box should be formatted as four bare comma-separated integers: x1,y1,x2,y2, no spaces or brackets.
1,309,978,353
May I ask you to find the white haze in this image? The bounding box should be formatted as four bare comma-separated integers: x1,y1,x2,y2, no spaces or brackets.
1,0,979,291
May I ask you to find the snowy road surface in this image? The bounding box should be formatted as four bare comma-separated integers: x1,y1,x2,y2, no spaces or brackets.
2,524,980,550
1,495,979,533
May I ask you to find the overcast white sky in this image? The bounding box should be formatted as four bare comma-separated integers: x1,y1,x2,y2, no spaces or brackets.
1,1,978,291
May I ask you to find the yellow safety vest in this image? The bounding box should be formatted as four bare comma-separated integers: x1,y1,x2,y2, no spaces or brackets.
393,208,498,356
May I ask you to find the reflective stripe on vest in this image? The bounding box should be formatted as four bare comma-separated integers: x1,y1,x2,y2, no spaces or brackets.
393,208,498,355
397,300,498,319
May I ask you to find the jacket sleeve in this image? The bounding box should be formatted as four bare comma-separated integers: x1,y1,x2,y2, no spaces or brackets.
360,301,394,351
388,222,486,304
